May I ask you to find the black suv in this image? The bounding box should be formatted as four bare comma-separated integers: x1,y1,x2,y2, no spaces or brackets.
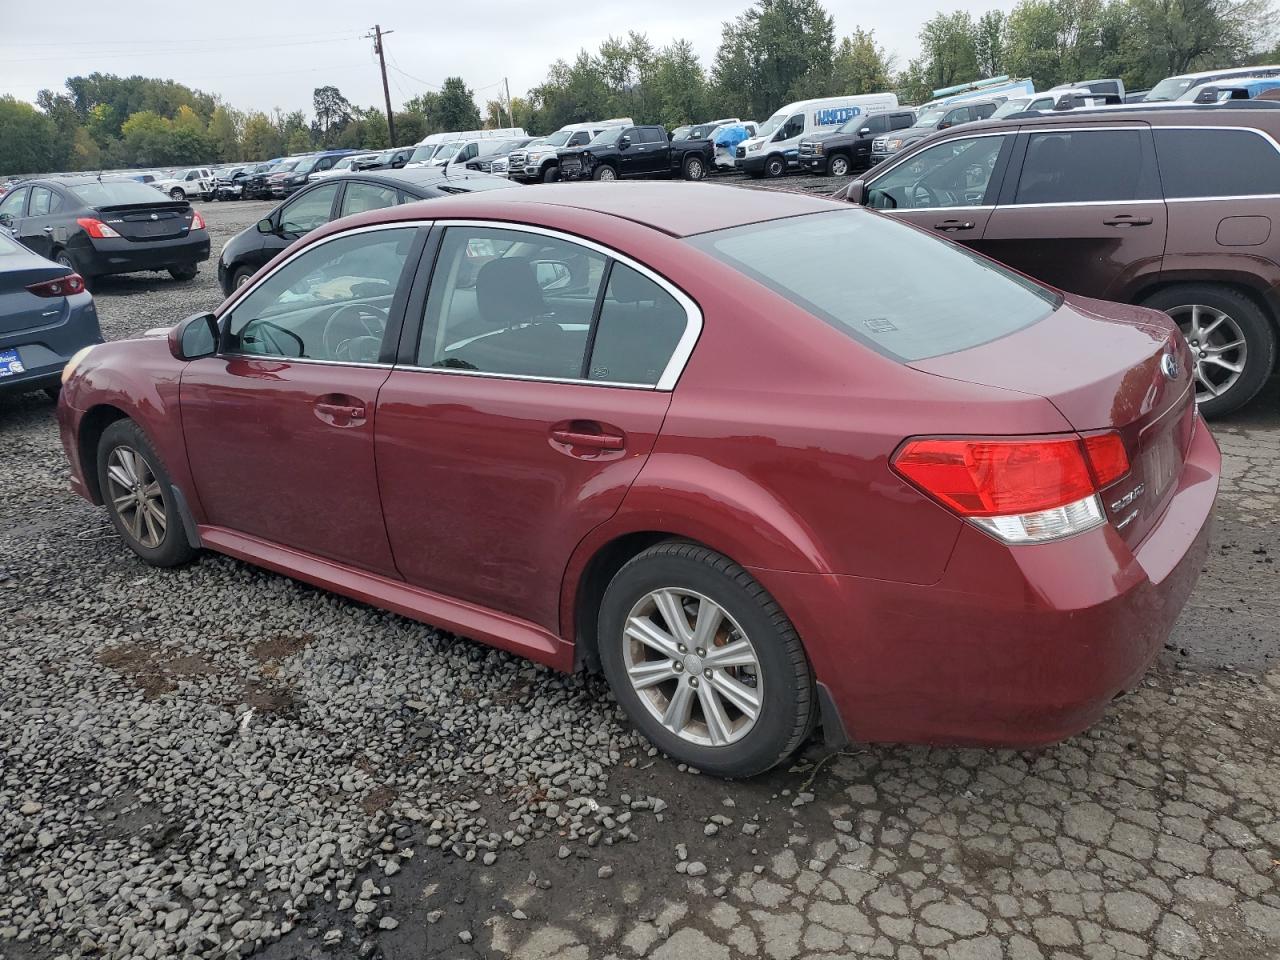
869,99,1001,165
799,110,917,176
556,125,715,181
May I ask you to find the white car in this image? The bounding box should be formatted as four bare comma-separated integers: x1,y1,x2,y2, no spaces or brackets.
310,154,380,180
152,167,216,201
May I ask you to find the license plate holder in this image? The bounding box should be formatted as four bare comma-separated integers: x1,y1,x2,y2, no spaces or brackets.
0,347,25,377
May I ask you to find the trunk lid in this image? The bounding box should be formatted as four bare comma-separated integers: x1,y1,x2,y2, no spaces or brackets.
910,294,1196,548
95,201,193,242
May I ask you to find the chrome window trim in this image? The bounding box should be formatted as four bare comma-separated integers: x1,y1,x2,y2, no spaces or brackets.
410,218,704,392
217,219,431,367
991,199,1163,209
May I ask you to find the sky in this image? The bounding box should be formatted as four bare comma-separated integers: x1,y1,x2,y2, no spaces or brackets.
2,0,1019,118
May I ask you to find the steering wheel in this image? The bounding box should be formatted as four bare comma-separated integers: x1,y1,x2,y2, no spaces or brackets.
908,182,941,208
322,302,388,361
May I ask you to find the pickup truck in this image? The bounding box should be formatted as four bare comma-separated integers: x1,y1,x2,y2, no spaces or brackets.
556,125,715,182
151,167,217,201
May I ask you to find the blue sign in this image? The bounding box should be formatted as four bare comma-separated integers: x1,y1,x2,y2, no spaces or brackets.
814,106,862,126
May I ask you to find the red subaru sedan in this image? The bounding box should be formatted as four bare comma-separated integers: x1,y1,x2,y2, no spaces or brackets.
57,183,1219,777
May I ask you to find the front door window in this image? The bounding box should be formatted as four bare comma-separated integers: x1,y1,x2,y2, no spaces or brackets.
868,135,1008,210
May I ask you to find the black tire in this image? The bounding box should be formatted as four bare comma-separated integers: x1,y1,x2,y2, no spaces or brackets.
168,264,199,282
96,419,196,568
592,164,617,182
764,155,787,179
229,265,255,292
597,541,816,777
541,165,559,183
169,187,186,201
1140,284,1276,418
826,154,850,177
682,155,706,181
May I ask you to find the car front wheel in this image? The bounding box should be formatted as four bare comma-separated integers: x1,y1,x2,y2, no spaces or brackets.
1142,284,1276,418
598,542,815,777
170,187,186,201
764,156,786,178
827,154,850,177
97,419,195,567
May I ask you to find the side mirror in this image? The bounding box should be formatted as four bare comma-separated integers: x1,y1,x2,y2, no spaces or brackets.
169,312,219,361
844,178,867,205
619,135,631,148
938,120,952,130
859,127,871,137
257,217,275,234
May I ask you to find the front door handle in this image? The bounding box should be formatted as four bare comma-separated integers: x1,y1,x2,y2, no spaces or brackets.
42,226,54,234
314,394,367,427
551,427,624,450
934,219,975,232
1103,214,1153,227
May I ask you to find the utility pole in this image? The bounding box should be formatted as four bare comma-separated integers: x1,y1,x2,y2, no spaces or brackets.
503,77,512,128
367,25,396,146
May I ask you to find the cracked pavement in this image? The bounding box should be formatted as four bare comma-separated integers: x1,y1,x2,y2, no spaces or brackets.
1,198,1278,960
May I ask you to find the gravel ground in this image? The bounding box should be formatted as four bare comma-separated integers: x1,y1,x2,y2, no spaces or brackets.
1,187,1278,960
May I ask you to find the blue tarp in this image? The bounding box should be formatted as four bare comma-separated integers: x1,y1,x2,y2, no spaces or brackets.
713,124,751,148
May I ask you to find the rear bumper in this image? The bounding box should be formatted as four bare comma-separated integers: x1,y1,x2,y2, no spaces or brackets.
0,295,101,396
754,417,1220,747
77,233,210,276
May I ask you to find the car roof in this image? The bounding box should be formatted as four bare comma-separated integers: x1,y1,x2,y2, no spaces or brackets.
323,181,840,238
965,100,1280,129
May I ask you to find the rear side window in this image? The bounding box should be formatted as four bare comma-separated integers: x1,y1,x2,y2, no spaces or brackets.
28,187,61,216
688,210,1058,362
890,114,915,130
1154,128,1280,198
974,102,997,119
588,264,687,385
639,127,664,144
1013,130,1149,204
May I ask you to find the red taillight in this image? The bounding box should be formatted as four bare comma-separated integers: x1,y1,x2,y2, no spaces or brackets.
77,217,121,239
27,273,86,298
190,210,206,230
1081,432,1129,487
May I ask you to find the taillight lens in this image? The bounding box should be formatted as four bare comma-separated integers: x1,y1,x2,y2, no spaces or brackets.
27,273,86,298
892,433,1130,544
190,210,206,230
77,217,121,239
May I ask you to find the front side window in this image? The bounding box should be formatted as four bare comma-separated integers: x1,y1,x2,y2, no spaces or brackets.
340,182,399,217
1013,129,1147,205
780,115,804,139
943,107,970,127
868,135,1008,209
418,226,606,378
280,183,340,235
688,210,1059,362
1154,128,1280,198
227,228,415,363
0,189,28,219
570,131,591,146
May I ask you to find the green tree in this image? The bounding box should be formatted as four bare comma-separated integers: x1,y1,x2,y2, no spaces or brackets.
312,85,353,145
916,11,981,90
241,112,283,159
393,111,426,144
436,77,482,131
1126,0,1270,81
0,96,58,174
711,0,837,118
120,110,173,165
830,29,896,95
208,106,240,161
975,10,1008,76
287,128,313,154
648,40,710,128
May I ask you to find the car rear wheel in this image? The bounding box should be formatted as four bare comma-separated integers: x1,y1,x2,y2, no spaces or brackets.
96,419,195,568
764,155,786,178
1142,284,1276,418
598,541,815,777
827,154,850,177
169,187,186,201
682,156,706,181
168,264,198,282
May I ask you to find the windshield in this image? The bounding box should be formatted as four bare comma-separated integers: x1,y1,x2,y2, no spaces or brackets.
333,157,355,170
542,130,574,147
1146,76,1197,101
991,97,1032,118
687,124,715,139
292,157,319,174
590,128,624,146
410,145,437,163
670,126,692,140
688,210,1058,362
273,160,300,173
434,143,460,160
375,150,396,163
915,107,948,127
756,111,787,138
68,180,174,207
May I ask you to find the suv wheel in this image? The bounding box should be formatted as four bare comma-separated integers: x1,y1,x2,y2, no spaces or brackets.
1141,284,1276,417
541,165,559,183
169,187,186,201
682,156,706,181
764,155,786,179
592,164,617,182
96,419,196,567
827,154,850,177
597,541,815,777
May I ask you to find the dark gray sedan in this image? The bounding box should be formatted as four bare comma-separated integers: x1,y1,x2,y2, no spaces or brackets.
0,230,101,400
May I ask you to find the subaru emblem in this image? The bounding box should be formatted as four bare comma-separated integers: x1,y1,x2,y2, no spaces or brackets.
1161,351,1179,381
150,213,158,221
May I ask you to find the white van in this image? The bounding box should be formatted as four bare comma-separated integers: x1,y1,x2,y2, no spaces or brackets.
509,118,633,183
737,95,897,178
406,128,527,168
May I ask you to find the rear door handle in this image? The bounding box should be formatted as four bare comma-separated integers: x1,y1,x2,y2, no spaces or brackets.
934,219,975,232
1103,214,1153,227
550,422,625,451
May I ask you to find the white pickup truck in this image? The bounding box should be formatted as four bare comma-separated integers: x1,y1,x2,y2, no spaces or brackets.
151,167,217,201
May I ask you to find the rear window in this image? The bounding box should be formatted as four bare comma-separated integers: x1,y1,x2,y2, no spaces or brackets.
66,180,169,207
1154,128,1280,198
687,210,1059,362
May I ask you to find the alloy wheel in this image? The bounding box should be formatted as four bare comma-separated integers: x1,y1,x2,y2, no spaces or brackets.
1169,304,1248,403
105,445,168,549
687,158,704,180
830,156,849,177
598,166,616,181
622,588,763,747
